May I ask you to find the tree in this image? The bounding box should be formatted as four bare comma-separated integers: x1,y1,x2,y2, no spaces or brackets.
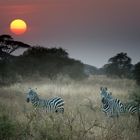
133,62,140,85
17,46,86,80
22,46,68,58
0,34,30,60
105,52,133,78
0,34,30,85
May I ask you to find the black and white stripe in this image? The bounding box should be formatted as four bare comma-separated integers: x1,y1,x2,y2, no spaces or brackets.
26,88,64,113
100,87,139,117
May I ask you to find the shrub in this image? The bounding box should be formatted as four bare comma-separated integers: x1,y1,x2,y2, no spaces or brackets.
0,114,16,139
133,62,140,86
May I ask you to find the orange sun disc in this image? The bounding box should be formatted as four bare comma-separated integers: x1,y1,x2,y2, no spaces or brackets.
10,19,27,35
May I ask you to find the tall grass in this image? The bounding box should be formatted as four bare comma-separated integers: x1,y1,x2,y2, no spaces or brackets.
0,75,139,140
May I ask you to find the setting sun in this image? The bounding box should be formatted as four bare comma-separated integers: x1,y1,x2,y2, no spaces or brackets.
10,19,27,35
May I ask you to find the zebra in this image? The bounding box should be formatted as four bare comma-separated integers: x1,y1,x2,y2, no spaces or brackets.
100,87,113,101
26,88,64,113
100,87,139,118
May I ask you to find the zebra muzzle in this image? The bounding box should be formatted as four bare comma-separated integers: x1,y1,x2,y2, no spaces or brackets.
101,98,106,104
26,98,30,102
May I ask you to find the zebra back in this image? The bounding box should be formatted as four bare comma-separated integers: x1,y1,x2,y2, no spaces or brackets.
46,97,64,113
124,102,139,114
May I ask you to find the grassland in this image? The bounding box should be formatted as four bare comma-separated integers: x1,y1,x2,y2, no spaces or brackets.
0,75,140,140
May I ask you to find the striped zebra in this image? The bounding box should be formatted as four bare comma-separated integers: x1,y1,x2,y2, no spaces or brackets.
100,87,113,101
26,88,64,113
100,87,139,117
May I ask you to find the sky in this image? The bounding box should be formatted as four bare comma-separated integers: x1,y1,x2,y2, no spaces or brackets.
0,0,140,68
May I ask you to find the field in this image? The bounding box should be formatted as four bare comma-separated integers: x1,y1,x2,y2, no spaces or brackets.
0,75,140,140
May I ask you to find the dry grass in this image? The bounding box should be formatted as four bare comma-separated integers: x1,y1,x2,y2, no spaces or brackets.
0,75,139,140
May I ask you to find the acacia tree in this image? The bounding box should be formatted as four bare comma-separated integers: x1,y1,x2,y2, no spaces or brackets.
0,34,30,85
0,34,30,60
105,52,133,78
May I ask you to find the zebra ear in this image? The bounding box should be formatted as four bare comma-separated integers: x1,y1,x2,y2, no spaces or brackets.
100,87,103,91
105,87,107,91
28,87,31,91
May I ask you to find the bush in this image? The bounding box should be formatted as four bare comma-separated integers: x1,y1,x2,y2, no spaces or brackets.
104,52,133,78
0,46,87,85
133,62,140,86
0,114,16,139
129,87,140,104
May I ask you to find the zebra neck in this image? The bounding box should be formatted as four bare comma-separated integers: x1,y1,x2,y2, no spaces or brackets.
31,97,39,104
103,103,109,109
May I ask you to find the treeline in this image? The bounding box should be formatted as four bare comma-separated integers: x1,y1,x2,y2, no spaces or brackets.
0,35,86,85
15,47,86,79
0,34,140,85
83,52,140,85
84,52,140,85
101,52,140,85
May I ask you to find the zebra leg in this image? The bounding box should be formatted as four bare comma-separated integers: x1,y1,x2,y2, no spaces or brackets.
55,107,64,113
61,108,64,114
138,113,140,128
138,104,140,128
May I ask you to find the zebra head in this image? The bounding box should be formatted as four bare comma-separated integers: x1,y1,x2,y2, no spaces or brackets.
100,87,113,102
26,88,39,103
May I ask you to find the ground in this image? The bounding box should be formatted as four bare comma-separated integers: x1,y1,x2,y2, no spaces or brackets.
0,75,139,140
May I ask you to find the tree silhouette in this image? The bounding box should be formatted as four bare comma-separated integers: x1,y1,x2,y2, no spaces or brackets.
0,34,30,85
23,46,68,58
105,52,132,78
0,42,86,85
16,46,86,80
133,62,140,85
0,34,30,60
